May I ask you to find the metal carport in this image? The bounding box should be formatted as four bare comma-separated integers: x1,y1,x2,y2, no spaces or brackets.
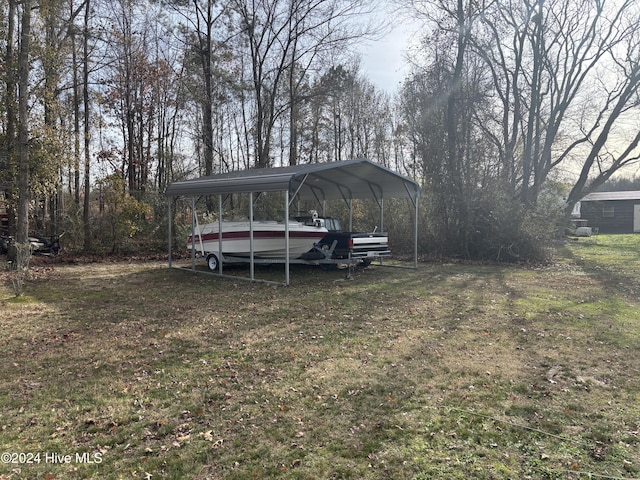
164,158,420,285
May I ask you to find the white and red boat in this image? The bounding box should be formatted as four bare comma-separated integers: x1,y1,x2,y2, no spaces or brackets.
187,219,328,262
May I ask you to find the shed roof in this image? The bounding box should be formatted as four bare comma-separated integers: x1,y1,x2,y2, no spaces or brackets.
165,158,420,202
581,191,640,202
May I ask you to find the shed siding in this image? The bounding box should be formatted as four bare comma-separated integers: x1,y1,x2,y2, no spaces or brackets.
581,200,640,233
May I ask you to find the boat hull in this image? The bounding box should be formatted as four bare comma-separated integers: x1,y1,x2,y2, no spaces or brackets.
187,221,328,259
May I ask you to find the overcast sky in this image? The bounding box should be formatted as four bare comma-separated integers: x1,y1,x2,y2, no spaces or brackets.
355,6,423,94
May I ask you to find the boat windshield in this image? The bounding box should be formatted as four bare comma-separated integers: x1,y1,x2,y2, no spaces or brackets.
323,218,342,232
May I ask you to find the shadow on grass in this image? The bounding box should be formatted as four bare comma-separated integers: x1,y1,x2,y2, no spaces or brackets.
2,254,640,479
563,236,640,303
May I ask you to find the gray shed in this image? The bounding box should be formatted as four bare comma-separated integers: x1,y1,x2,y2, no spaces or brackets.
165,159,421,285
578,191,640,234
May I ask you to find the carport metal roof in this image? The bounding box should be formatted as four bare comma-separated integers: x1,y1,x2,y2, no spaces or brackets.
164,158,420,203
164,159,420,285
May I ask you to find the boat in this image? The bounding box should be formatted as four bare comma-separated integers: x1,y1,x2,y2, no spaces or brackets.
187,218,328,261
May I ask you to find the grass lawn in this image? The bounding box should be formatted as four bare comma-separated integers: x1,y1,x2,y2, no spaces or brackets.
1,234,640,479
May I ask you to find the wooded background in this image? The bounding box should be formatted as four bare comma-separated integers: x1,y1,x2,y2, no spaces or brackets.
2,0,640,261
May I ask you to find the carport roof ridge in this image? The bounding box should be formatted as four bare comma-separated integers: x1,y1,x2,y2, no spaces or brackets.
164,158,420,202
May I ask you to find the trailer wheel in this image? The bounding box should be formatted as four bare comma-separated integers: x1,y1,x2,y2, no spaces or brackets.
207,254,219,271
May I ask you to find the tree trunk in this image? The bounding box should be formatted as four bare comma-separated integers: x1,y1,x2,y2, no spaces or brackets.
83,0,92,250
72,26,81,205
445,0,469,256
16,0,32,246
4,0,17,242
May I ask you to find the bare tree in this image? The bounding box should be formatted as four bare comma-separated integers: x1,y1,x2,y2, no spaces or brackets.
82,0,91,249
183,0,229,177
2,0,18,239
403,0,489,256
306,63,394,165
100,0,166,195
475,0,640,212
16,0,33,246
4,0,83,251
231,0,376,168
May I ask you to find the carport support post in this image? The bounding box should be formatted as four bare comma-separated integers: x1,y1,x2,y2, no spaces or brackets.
167,199,172,268
285,190,290,286
249,192,255,281
218,194,223,274
379,198,384,266
191,197,196,271
414,197,419,269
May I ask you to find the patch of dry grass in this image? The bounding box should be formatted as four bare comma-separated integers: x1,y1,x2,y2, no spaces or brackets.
1,235,640,479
